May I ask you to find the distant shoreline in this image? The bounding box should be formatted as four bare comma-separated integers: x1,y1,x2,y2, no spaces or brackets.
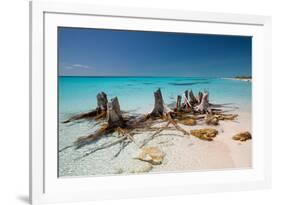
59,76,210,78
223,77,252,82
59,76,224,78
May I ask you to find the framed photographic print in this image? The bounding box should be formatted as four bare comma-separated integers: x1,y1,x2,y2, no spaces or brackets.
30,1,271,204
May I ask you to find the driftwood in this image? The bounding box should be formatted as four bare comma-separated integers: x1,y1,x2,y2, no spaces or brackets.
139,89,189,147
113,140,131,158
197,91,203,104
63,91,108,123
140,121,171,148
61,87,240,159
176,95,182,112
107,97,125,128
194,92,209,113
182,90,192,111
97,92,108,110
74,97,129,149
149,89,172,117
75,136,128,160
189,90,198,105
74,124,110,149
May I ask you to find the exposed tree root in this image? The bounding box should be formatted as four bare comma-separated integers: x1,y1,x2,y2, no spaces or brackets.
116,127,137,146
140,121,171,148
61,88,239,158
63,110,99,123
75,136,128,161
74,123,110,149
63,91,108,123
166,114,189,136
112,140,130,159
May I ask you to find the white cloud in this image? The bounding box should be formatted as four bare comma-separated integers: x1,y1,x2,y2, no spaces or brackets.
64,63,92,70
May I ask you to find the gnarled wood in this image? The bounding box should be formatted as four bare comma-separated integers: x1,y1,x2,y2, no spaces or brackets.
73,97,125,149
63,91,108,123
62,110,98,123
97,91,108,110
194,92,209,113
75,135,128,160
140,121,171,148
197,91,203,104
189,90,198,105
182,90,192,111
107,97,125,128
74,124,110,149
150,89,165,117
176,95,182,112
60,88,240,159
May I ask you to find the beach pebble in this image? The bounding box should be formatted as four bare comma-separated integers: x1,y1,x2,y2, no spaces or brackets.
205,115,219,125
232,131,252,141
190,128,218,141
136,147,165,165
180,118,197,126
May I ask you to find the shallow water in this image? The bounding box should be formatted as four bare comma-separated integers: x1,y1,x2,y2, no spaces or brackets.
58,76,252,177
59,76,252,116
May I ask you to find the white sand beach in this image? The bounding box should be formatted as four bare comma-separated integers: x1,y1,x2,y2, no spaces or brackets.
58,110,251,177
57,26,253,177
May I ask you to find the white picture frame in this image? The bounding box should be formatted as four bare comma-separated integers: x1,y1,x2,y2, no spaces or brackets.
30,1,272,204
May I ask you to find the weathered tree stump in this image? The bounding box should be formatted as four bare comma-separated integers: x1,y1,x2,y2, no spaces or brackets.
176,95,182,112
107,97,125,128
184,90,189,99
194,92,209,113
197,91,203,104
74,97,126,149
97,91,108,111
63,91,108,123
189,90,198,105
150,89,166,117
150,88,164,116
60,87,240,157
182,90,191,111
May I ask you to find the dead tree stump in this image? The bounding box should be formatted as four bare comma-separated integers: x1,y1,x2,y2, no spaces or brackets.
150,89,165,117
197,91,203,104
97,92,108,111
107,97,125,128
176,95,182,112
194,92,209,113
189,90,198,105
63,91,108,123
182,90,190,109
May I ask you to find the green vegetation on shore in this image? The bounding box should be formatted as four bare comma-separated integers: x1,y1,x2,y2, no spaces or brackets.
234,76,252,80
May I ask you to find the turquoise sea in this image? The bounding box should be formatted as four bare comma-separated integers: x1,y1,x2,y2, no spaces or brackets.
58,76,252,176
58,77,251,117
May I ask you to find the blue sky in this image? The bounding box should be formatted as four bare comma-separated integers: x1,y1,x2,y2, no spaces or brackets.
58,27,252,77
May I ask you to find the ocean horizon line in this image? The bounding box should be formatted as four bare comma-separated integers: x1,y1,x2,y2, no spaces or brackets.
58,75,234,78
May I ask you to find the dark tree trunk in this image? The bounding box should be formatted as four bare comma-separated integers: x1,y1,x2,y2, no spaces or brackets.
176,95,182,111
189,90,198,105
97,92,108,111
150,89,165,117
107,97,125,128
197,91,203,104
